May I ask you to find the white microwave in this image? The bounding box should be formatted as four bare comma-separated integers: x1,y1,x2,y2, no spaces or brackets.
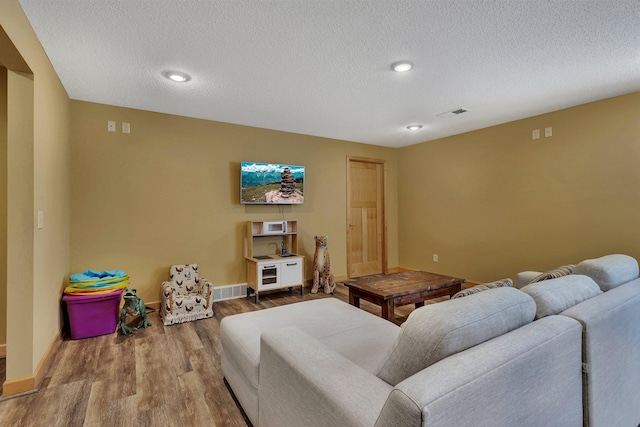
263,221,287,234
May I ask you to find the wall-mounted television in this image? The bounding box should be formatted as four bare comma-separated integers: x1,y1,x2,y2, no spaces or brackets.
240,162,304,204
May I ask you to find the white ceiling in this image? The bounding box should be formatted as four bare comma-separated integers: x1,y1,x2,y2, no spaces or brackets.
18,0,640,148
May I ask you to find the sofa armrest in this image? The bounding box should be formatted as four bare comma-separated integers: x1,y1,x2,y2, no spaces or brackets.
259,326,392,427
516,270,541,288
162,280,176,291
198,279,213,308
161,280,176,312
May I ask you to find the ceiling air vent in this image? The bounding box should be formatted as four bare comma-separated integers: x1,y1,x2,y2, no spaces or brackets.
437,107,471,118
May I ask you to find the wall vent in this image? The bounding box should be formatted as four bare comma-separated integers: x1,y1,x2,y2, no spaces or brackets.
213,283,247,301
437,107,471,118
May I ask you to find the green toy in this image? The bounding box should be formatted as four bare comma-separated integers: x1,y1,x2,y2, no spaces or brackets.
120,288,151,335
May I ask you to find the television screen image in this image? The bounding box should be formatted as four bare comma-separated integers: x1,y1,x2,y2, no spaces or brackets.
241,162,304,204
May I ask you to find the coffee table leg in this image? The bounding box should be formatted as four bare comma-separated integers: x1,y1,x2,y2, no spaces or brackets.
349,291,360,308
381,299,395,321
449,284,462,299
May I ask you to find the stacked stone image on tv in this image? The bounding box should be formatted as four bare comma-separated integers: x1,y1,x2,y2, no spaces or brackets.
279,167,295,198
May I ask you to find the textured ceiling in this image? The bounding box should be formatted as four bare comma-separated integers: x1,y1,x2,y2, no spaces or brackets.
18,0,640,148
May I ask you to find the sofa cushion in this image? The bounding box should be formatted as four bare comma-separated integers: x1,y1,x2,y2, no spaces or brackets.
572,254,639,291
520,274,602,319
528,264,575,284
221,298,399,392
452,278,512,299
376,287,535,386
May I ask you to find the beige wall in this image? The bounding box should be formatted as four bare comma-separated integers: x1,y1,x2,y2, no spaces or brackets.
70,101,398,304
398,92,640,283
1,0,71,383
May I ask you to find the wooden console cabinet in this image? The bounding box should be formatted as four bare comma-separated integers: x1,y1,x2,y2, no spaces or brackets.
246,220,305,303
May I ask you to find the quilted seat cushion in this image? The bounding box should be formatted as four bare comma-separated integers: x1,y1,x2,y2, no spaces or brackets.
173,293,209,312
376,287,536,386
572,254,639,291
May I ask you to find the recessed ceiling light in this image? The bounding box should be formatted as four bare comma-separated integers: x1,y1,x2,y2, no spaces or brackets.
163,71,191,82
406,124,423,131
391,61,414,72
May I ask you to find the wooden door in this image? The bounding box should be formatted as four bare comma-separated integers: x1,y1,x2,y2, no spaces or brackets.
346,157,386,278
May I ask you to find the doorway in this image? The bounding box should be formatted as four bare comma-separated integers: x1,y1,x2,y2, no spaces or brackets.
346,156,386,278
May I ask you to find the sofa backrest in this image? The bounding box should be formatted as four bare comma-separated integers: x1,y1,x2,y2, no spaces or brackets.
520,274,602,319
572,254,639,291
374,315,583,427
376,287,536,386
560,278,640,427
169,263,200,287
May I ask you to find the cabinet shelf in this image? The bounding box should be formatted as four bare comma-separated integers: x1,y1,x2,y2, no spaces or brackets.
251,233,295,238
245,220,299,259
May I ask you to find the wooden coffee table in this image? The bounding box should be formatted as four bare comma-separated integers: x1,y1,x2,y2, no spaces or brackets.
343,271,465,322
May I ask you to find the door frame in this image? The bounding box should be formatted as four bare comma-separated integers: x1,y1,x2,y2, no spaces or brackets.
346,156,387,278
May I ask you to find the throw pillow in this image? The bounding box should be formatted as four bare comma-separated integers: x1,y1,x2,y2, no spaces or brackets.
528,264,575,285
452,278,513,299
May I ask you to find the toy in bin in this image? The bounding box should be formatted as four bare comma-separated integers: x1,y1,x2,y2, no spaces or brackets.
65,269,129,295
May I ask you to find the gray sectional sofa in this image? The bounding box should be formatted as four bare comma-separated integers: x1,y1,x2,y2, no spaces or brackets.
519,254,640,427
220,254,640,427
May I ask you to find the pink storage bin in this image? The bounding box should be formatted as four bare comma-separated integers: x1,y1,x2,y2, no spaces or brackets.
62,290,123,339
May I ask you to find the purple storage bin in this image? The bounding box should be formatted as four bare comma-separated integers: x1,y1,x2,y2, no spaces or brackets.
63,290,123,339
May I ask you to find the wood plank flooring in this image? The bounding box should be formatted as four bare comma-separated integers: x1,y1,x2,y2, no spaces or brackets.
0,283,450,426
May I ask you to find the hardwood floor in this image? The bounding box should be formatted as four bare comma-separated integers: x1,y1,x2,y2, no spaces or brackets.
0,283,449,426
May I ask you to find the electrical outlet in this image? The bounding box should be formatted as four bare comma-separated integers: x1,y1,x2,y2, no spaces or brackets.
545,127,553,137
107,121,116,132
122,122,130,134
532,129,540,140
433,254,438,263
